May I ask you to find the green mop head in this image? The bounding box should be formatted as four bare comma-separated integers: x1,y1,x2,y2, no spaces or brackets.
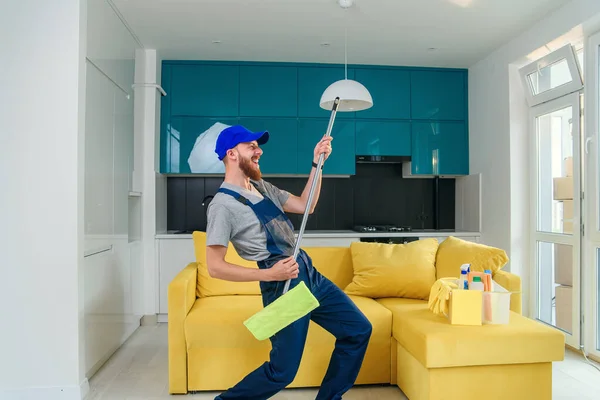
244,281,319,341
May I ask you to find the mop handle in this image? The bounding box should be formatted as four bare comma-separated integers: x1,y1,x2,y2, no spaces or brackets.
282,97,340,294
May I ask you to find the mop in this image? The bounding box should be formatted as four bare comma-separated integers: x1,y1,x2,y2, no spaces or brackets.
243,97,341,341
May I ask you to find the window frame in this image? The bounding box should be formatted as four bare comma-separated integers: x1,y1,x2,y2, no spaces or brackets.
519,44,584,107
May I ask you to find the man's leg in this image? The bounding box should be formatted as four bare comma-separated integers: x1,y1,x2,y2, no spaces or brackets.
310,277,373,400
215,313,310,400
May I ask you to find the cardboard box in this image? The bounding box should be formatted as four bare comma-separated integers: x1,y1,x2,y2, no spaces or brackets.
562,200,573,221
555,285,572,333
564,156,573,177
554,244,572,286
563,220,573,234
553,177,573,200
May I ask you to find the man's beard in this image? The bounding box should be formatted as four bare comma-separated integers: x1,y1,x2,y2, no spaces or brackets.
239,155,261,181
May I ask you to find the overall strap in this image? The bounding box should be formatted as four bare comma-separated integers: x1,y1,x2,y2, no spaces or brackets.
217,187,251,206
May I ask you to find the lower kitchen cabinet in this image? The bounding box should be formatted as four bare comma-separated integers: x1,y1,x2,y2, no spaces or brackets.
158,238,196,315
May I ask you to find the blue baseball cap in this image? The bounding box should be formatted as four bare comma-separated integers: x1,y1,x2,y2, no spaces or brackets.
215,125,269,160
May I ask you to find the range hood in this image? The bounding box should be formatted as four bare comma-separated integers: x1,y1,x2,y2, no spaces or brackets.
355,155,410,163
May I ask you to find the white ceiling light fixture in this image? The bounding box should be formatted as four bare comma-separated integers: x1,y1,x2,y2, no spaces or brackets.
319,0,373,112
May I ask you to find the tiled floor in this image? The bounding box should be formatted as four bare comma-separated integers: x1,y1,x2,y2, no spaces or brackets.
86,323,600,399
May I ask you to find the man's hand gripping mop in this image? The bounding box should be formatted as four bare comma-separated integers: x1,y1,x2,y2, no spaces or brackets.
243,97,341,341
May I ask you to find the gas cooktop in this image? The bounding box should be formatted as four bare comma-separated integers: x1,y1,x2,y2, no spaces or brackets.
353,225,412,233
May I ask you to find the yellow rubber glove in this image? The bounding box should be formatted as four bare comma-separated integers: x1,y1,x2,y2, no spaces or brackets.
429,278,458,316
428,280,443,311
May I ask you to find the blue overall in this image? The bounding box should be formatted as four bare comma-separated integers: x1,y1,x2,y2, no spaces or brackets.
215,183,372,400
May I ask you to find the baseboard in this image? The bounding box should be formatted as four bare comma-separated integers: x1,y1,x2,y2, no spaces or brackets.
0,379,88,400
157,313,168,323
141,314,158,326
80,379,90,399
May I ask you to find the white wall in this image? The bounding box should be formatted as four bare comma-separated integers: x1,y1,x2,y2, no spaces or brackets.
469,0,600,316
0,1,88,398
83,0,142,378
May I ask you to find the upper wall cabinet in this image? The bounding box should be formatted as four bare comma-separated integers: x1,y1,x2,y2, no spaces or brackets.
239,118,298,175
164,117,239,174
410,70,466,121
160,61,469,176
297,119,355,175
355,121,411,156
298,67,354,119
170,65,239,117
354,68,411,119
239,65,297,117
409,121,469,176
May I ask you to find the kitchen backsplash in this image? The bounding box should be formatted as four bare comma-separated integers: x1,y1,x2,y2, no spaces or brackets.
166,163,455,232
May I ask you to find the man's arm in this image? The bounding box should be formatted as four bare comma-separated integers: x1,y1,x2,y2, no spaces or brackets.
206,245,271,282
283,135,332,214
283,164,322,214
206,245,299,282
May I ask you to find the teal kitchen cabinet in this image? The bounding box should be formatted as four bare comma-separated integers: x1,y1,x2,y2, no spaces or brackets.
410,121,468,175
297,119,355,175
354,68,410,119
239,65,297,117
355,121,411,156
238,118,298,174
161,117,239,173
297,66,354,119
410,70,466,121
169,65,239,117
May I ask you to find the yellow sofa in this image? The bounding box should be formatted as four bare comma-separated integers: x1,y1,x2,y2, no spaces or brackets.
168,234,565,399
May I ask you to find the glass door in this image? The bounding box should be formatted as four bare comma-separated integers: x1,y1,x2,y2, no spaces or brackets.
520,44,584,349
529,92,582,349
583,31,600,360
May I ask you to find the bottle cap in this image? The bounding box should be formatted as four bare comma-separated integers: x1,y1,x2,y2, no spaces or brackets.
473,276,482,282
484,269,492,274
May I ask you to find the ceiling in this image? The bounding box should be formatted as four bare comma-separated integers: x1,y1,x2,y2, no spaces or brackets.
111,0,570,68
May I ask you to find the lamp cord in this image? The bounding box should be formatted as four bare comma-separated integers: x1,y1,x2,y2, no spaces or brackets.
344,7,348,80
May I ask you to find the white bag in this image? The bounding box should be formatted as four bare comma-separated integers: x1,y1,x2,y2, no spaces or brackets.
187,122,229,173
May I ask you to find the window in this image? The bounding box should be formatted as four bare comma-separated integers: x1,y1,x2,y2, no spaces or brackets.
520,44,584,107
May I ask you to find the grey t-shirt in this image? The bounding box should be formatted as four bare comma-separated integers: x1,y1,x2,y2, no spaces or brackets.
206,179,292,261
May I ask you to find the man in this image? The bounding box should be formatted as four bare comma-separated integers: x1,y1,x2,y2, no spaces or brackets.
206,124,372,400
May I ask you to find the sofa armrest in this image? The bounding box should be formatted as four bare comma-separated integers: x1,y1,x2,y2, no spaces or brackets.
493,269,522,315
168,262,198,394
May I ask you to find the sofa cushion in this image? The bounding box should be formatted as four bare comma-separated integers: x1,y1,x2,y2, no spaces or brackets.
193,231,261,297
344,239,438,300
376,298,565,369
184,294,391,348
303,247,354,289
184,294,393,388
193,230,355,296
435,236,509,280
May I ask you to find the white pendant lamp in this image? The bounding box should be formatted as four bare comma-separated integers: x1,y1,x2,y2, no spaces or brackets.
320,0,373,112
320,79,373,111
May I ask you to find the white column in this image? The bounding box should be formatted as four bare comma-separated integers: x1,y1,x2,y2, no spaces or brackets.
0,0,88,399
133,49,166,318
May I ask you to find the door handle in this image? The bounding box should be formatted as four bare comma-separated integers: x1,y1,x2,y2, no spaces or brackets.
585,137,593,154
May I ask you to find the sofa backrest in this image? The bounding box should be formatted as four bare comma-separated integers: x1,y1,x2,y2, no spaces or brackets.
192,231,355,297
302,246,354,289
